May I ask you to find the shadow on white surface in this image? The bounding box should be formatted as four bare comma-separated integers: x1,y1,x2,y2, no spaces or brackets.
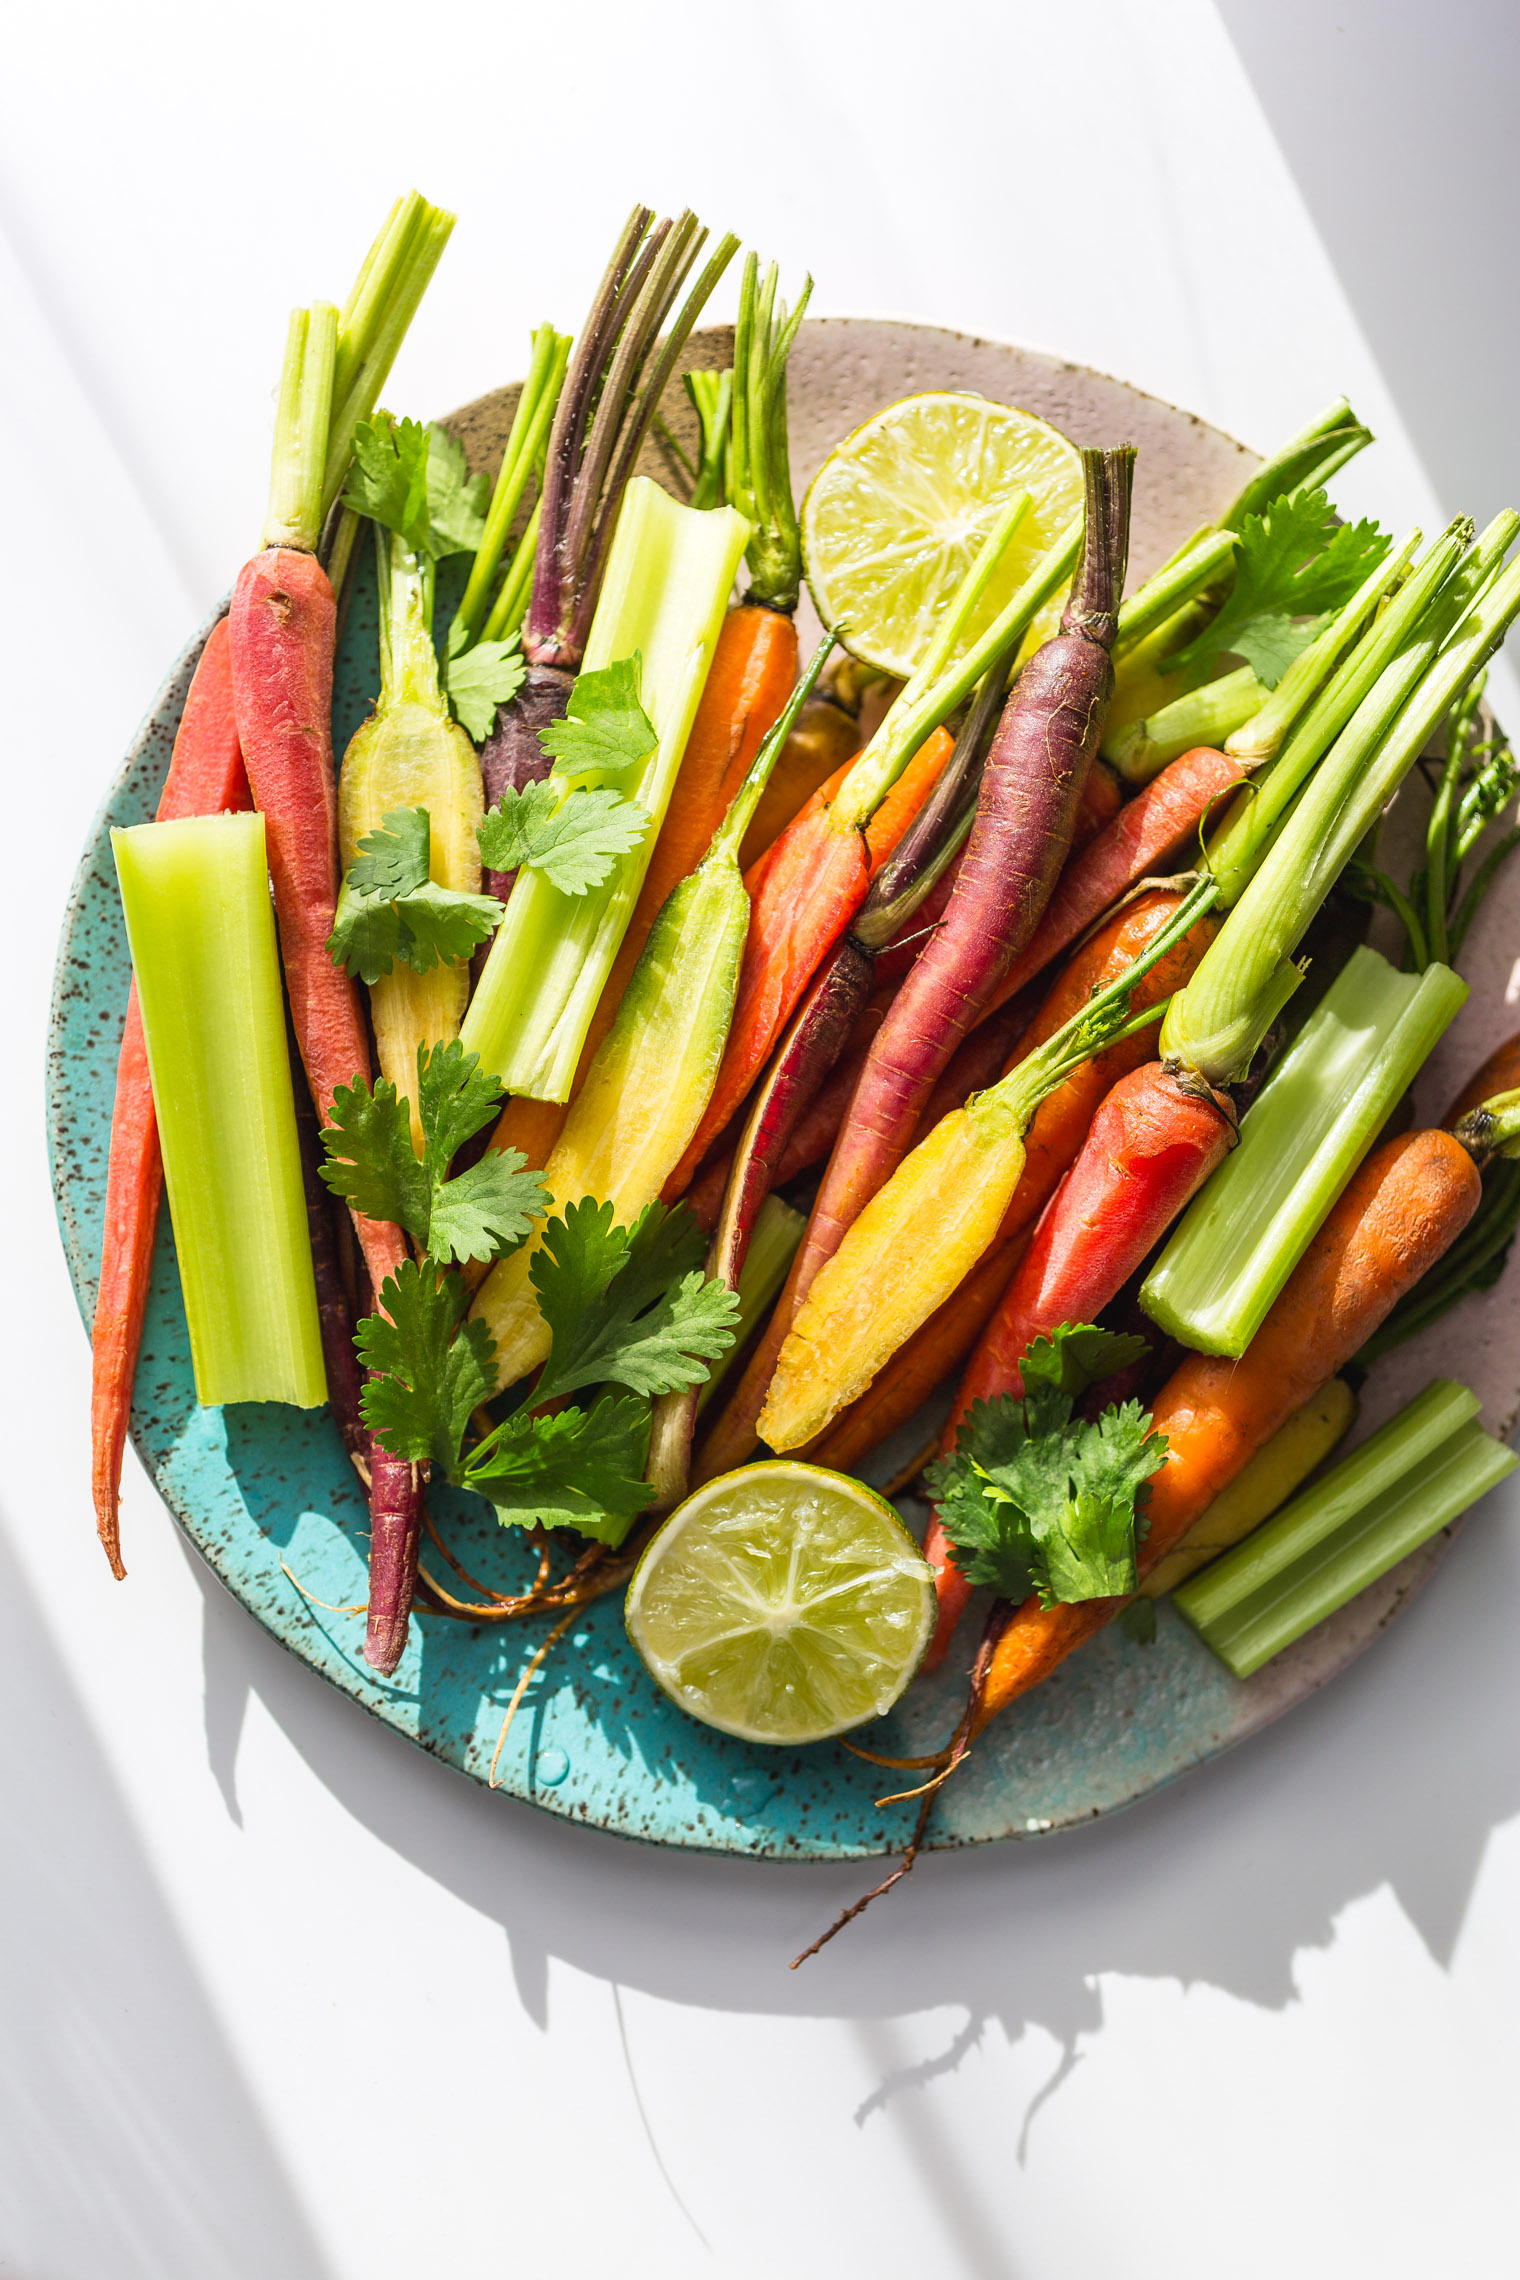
0,1527,332,2280
183,1455,1520,2104
1215,0,1520,529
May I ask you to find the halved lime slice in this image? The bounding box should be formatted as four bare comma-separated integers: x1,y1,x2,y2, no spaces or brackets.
801,392,1083,677
625,1463,934,1745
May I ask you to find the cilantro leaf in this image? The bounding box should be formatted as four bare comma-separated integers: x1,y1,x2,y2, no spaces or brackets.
388,879,505,971
341,417,487,561
1019,1324,1150,1400
463,1391,653,1543
428,1150,547,1266
538,655,658,781
328,879,409,987
530,1198,740,1404
425,424,490,557
319,1076,429,1243
476,780,649,896
444,632,527,742
326,808,504,981
342,417,433,558
926,1325,1168,1608
348,809,431,898
1166,489,1392,690
320,1042,547,1267
357,1260,497,1476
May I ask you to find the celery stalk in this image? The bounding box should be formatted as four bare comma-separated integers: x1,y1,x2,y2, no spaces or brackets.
1143,949,1468,1355
696,1197,806,1416
111,814,326,1409
459,479,750,1098
1174,1380,1515,1677
1101,665,1267,785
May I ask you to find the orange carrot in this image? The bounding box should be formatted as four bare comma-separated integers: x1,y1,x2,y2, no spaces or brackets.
91,618,252,1577
662,727,955,1198
969,1125,1482,1732
737,680,862,872
229,548,407,1302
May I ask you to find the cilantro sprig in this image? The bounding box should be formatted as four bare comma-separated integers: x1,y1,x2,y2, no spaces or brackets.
443,617,527,742
537,655,658,779
528,1199,742,1404
342,415,489,562
320,1038,547,1267
1165,488,1391,689
927,1325,1168,1607
477,780,648,896
328,809,504,984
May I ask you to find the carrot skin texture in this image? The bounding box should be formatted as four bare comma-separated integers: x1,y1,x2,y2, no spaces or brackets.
292,1066,367,1468
228,549,407,1302
364,1449,425,1675
970,1127,1483,1730
476,662,574,899
665,728,954,1197
787,449,1134,1327
984,745,1247,1018
91,616,252,1576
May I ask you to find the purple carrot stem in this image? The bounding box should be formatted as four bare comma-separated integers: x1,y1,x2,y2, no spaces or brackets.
476,661,575,898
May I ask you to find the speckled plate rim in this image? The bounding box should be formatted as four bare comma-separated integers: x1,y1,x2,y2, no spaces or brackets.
44,322,1517,1863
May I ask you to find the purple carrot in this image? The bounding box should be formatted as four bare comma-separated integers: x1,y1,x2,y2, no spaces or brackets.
788,445,1134,1307
650,685,998,1506
292,1046,368,1471
364,1448,426,1675
476,207,738,900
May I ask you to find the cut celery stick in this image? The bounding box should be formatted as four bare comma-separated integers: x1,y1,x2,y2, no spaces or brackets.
1174,1379,1515,1677
1143,948,1468,1356
111,814,326,1409
696,1197,806,1417
460,478,750,1099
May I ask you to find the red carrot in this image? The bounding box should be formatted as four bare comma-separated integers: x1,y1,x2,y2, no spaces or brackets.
91,617,251,1576
229,549,409,1305
923,1058,1235,1666
364,1449,426,1676
778,448,1134,1334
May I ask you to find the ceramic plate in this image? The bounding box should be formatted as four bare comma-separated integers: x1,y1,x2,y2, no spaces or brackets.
46,322,1520,1859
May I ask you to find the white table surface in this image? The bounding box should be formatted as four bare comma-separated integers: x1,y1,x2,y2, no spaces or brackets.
4,3,1519,2273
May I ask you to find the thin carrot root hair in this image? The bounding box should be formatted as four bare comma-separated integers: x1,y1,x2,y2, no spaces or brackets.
792,1601,1011,1965
489,1610,578,1788
279,1562,367,1618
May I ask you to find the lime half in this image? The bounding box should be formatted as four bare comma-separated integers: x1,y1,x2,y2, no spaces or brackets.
625,1463,935,1745
801,392,1083,677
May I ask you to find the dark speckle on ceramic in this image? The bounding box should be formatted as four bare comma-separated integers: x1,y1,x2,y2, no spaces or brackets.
47,324,1517,1862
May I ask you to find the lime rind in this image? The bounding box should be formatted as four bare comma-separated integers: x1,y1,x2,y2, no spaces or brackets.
800,391,1083,677
625,1463,935,1746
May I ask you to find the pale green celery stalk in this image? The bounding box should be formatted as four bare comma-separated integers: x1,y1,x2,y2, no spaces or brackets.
1226,527,1422,764
111,814,325,1409
321,194,455,518
1101,665,1267,786
1143,948,1468,1356
1208,518,1478,901
459,479,750,1096
261,304,338,552
695,1197,806,1416
482,496,543,644
1113,529,1237,657
453,325,571,643
833,511,1082,831
1174,1380,1514,1677
1165,547,1520,1082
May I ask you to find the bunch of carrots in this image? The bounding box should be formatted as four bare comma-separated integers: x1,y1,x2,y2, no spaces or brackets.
91,195,1520,1939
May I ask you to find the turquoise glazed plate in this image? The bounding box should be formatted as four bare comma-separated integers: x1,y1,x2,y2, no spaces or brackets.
46,324,1520,1859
